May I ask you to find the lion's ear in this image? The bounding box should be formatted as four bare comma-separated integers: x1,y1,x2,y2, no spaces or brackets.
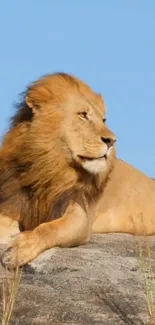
25,86,51,111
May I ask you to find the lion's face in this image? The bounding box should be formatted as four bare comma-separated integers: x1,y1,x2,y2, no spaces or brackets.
61,96,116,174
25,73,116,174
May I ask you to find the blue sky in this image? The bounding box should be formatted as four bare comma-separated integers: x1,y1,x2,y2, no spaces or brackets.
0,1,155,177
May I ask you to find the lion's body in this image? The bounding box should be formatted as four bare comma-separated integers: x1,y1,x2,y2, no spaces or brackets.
92,159,155,236
1,72,154,268
0,72,116,267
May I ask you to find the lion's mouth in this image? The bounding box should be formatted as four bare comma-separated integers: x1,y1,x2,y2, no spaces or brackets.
78,154,107,161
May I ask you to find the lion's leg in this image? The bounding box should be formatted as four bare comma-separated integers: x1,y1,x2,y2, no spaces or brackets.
0,214,20,245
92,211,137,235
92,212,116,233
1,202,89,268
92,210,153,236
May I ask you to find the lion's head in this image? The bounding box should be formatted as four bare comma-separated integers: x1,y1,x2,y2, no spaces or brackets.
0,72,117,230
9,72,116,176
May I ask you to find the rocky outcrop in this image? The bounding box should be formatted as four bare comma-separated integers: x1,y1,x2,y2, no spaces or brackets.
0,234,155,325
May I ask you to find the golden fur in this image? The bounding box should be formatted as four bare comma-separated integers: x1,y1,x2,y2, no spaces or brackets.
0,72,116,268
92,159,155,236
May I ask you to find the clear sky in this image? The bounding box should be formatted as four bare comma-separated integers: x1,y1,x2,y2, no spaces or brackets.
0,1,155,177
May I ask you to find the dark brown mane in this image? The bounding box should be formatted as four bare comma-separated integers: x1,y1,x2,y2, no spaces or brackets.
11,98,33,128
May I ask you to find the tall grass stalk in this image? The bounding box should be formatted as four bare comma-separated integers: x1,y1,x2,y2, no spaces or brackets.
1,266,22,325
137,237,155,324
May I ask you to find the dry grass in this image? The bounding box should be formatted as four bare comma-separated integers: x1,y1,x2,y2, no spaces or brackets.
137,237,155,324
130,213,155,324
1,266,22,325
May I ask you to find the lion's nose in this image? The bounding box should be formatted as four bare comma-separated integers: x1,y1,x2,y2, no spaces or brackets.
101,136,116,149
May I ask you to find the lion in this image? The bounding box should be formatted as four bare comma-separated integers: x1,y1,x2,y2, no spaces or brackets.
92,159,155,236
0,72,116,268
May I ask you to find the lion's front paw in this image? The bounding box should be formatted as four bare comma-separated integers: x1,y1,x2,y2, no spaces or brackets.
1,231,40,269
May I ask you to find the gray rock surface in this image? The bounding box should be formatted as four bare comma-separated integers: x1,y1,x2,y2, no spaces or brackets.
0,234,155,325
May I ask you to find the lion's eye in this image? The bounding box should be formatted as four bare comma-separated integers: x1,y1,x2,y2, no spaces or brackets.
78,112,88,120
103,118,107,124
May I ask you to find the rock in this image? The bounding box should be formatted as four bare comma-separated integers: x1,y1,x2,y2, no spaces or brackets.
0,234,155,325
